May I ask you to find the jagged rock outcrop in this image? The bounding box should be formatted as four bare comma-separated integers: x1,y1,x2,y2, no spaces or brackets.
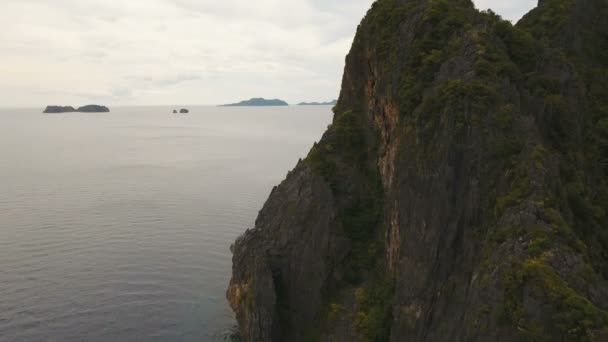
228,0,608,341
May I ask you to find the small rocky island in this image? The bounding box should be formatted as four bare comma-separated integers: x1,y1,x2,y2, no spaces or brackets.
221,98,288,107
173,108,190,114
43,105,110,113
297,99,337,106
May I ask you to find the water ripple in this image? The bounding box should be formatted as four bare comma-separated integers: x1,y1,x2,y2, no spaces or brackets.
0,106,332,341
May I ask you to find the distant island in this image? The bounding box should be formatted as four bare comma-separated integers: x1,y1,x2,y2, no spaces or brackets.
173,108,190,114
43,105,110,113
297,99,337,106
221,98,288,107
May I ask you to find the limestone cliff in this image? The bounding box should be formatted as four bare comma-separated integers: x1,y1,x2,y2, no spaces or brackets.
228,0,608,341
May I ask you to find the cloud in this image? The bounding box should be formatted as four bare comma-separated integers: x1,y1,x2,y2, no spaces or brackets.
474,0,538,22
0,0,538,107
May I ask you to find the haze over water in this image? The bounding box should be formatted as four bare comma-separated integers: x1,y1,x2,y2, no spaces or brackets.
0,106,332,341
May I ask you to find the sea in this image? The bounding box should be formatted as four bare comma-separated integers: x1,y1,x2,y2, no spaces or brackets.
0,105,333,341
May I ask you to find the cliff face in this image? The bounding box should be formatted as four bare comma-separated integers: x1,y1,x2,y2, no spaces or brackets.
228,0,608,341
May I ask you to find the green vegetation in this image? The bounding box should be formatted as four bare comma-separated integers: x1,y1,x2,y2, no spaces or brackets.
531,144,548,169
307,146,336,184
309,0,608,340
305,104,390,339
527,233,550,257
359,0,473,117
544,94,575,145
342,198,384,282
441,80,498,113
307,109,366,187
362,0,413,65
494,168,532,217
492,18,538,72
527,75,562,97
306,105,386,280
501,262,527,326
327,303,344,322
495,202,607,339
519,0,576,41
354,276,395,342
503,255,608,341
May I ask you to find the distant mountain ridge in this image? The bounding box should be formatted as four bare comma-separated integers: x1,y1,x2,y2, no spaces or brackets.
221,98,288,107
297,99,337,106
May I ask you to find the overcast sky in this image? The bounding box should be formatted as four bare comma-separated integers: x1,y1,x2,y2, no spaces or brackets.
0,0,537,107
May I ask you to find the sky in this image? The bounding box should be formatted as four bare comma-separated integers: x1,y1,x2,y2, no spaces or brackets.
0,0,538,107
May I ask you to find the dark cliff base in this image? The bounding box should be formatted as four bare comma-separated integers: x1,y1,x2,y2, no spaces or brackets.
228,0,608,341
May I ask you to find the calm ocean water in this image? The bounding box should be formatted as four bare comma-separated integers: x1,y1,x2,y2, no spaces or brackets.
0,106,332,341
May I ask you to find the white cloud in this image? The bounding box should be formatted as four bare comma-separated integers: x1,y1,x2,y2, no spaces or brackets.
0,0,537,107
474,0,537,22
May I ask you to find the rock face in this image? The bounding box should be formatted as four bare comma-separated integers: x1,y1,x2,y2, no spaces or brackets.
43,105,109,113
222,98,289,106
228,0,608,341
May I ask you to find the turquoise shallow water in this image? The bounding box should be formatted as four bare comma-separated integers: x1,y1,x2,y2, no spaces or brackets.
0,105,332,341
